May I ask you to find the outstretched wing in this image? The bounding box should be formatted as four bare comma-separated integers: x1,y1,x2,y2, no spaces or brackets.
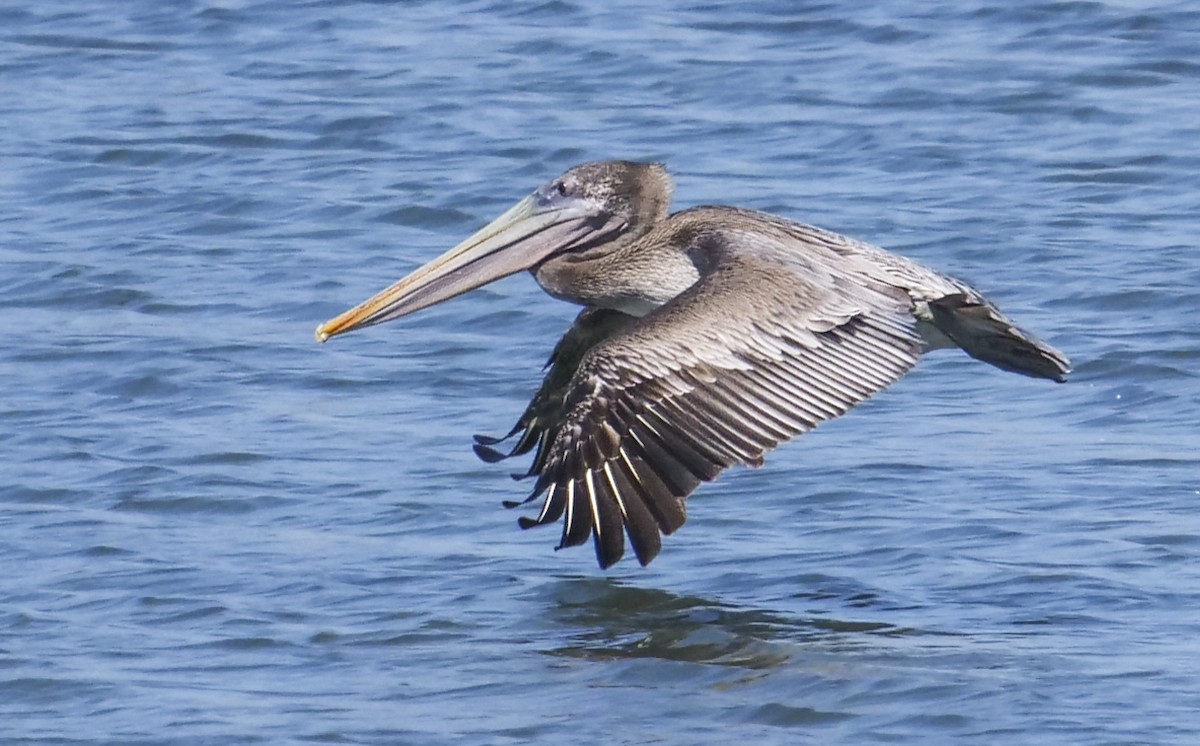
513,248,924,569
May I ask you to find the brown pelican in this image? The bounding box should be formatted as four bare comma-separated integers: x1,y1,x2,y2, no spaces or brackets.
316,160,1070,569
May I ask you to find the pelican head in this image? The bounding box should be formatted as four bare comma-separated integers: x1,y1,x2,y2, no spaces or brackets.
315,160,672,342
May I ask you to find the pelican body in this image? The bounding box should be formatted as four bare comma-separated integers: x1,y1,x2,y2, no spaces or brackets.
317,161,1070,569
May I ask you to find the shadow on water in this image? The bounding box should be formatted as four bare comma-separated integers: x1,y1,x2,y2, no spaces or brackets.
533,576,941,671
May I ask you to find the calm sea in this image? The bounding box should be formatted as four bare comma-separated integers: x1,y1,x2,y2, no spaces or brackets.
3,1,1199,743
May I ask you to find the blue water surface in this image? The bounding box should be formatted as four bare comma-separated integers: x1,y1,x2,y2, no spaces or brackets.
3,1,1200,743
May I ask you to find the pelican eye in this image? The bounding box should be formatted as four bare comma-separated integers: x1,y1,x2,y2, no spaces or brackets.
536,179,576,207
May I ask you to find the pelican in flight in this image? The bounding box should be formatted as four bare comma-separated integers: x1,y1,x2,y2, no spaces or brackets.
316,160,1069,568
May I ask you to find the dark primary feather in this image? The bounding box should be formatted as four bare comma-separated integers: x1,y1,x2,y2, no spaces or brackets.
927,293,1070,381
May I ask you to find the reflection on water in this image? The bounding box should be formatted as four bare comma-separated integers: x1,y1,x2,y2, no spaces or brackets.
539,577,939,670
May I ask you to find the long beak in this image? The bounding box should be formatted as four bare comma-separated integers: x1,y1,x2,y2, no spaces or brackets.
316,194,603,343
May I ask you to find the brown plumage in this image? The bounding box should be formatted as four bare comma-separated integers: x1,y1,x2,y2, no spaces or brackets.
316,160,1070,569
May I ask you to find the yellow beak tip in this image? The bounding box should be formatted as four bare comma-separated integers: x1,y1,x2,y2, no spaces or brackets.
315,324,331,344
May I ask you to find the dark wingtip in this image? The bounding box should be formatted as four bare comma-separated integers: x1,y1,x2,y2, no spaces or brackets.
472,443,508,463
473,422,523,446
631,538,661,567
503,491,541,509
